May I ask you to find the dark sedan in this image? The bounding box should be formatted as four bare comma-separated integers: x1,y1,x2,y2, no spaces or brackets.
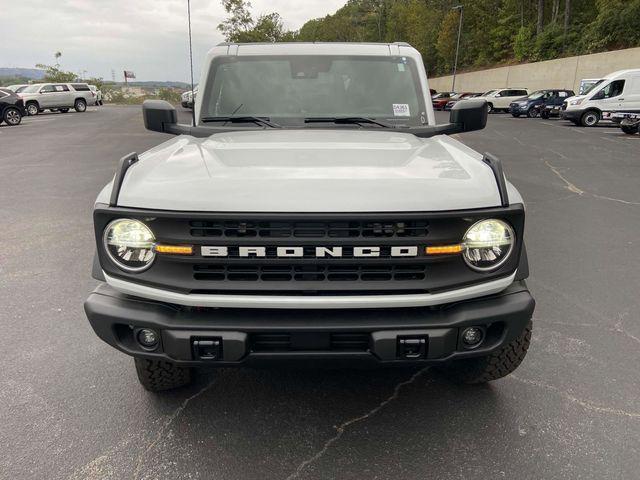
0,88,26,126
509,89,574,118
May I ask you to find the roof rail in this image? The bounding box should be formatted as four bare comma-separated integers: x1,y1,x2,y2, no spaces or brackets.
482,153,510,207
109,152,139,207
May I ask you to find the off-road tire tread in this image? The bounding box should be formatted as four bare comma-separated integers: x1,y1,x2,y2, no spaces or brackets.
134,358,192,392
442,322,532,384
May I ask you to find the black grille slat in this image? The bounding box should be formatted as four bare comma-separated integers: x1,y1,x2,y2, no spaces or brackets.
250,333,369,352
193,264,427,282
190,219,428,239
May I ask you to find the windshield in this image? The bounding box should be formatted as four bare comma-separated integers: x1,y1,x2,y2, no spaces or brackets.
481,90,497,96
21,84,42,93
200,55,425,126
527,90,547,99
581,79,604,95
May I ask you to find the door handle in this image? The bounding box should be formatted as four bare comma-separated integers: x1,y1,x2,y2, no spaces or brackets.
619,98,624,101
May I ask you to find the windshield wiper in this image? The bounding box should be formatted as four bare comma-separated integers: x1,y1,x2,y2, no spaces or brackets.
201,116,281,128
304,117,394,128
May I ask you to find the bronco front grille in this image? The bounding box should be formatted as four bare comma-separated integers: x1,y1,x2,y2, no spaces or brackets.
189,219,429,238
193,263,427,282
94,207,525,296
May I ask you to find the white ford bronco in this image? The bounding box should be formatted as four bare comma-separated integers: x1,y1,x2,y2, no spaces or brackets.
85,42,534,392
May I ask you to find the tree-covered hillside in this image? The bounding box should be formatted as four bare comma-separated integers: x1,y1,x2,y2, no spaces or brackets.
218,0,640,76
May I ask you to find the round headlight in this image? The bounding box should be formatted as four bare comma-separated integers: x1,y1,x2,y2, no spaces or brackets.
103,219,156,272
462,219,515,272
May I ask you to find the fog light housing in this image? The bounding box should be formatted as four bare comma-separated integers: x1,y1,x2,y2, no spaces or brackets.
137,328,159,349
461,327,483,347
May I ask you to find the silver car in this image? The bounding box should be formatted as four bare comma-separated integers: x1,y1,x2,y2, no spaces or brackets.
18,82,95,115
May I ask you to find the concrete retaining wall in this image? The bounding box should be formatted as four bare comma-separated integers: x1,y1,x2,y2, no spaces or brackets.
428,47,640,93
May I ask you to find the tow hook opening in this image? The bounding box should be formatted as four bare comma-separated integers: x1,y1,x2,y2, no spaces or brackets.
397,336,428,360
192,338,223,360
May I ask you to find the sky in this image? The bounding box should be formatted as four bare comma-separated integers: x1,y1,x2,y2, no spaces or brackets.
1,0,346,82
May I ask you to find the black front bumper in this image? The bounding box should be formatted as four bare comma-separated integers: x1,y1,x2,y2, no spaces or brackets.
85,281,535,367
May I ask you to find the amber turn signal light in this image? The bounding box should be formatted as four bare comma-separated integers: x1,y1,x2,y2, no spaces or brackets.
154,244,194,255
425,244,463,255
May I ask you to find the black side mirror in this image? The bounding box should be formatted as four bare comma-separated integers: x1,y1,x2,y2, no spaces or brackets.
142,100,179,133
449,99,488,133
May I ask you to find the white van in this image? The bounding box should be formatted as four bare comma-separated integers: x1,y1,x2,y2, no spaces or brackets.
562,69,640,126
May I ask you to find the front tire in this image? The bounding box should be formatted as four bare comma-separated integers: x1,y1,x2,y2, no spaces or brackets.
3,107,22,126
541,110,550,119
527,107,539,118
581,110,600,127
438,322,532,384
74,99,87,113
511,113,520,118
134,358,193,392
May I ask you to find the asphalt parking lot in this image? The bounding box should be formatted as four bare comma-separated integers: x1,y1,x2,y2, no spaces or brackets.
1,105,639,480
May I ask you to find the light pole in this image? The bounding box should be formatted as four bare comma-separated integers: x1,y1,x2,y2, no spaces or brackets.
451,5,463,92
187,0,196,126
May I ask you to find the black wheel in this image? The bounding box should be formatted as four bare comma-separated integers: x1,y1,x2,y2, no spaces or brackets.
487,103,493,113
3,107,22,126
26,102,39,116
621,124,639,135
526,107,539,118
74,99,87,112
511,113,520,118
541,110,550,119
59,108,69,113
438,322,532,384
134,358,193,392
581,110,600,127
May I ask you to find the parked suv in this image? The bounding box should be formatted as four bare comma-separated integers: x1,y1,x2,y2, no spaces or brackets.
0,88,26,126
475,88,529,113
510,89,574,118
19,82,94,115
85,42,534,392
88,85,103,105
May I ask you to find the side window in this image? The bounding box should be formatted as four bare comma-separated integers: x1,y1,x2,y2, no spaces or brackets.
40,85,56,93
558,91,568,98
54,84,69,92
516,90,528,96
494,90,503,97
599,80,625,99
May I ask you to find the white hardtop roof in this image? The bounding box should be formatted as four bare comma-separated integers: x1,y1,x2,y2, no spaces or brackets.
208,42,417,57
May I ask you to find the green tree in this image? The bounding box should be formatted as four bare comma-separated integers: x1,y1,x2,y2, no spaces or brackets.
217,0,253,41
35,63,77,83
218,0,294,42
435,10,459,74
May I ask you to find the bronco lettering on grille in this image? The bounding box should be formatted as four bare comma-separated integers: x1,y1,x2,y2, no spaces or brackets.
201,246,419,258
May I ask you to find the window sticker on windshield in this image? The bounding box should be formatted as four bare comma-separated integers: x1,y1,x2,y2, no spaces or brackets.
393,104,410,116
397,64,406,72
